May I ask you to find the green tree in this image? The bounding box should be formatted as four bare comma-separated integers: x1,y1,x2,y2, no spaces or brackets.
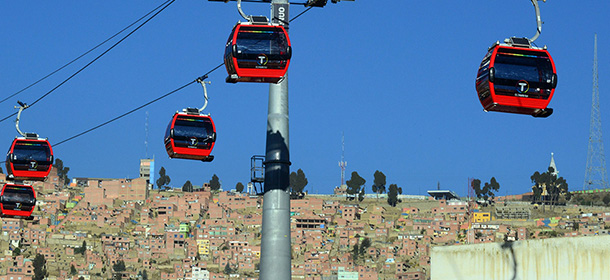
54,158,70,184
70,264,77,275
224,262,233,274
12,247,21,257
360,237,371,256
471,179,483,199
531,172,543,204
289,168,309,195
235,182,245,193
371,170,387,199
210,174,221,191
351,243,360,262
346,172,366,201
113,260,126,280
33,253,47,280
387,184,400,207
113,260,126,272
75,240,87,255
471,177,500,204
182,180,193,192
484,177,500,203
531,170,548,208
81,240,87,256
358,188,365,202
531,167,568,211
156,167,171,189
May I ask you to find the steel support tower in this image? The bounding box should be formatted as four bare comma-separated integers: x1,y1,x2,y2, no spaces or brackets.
208,1,352,278
584,34,609,190
260,1,291,279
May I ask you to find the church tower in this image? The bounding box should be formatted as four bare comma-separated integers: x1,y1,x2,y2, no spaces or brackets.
549,152,558,176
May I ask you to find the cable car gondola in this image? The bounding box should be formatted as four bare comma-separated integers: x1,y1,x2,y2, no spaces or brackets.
6,101,54,181
6,136,54,181
0,183,36,219
164,109,216,162
164,80,216,162
224,21,292,84
475,0,557,118
476,39,557,117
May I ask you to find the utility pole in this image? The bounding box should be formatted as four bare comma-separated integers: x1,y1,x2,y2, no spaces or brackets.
260,0,291,279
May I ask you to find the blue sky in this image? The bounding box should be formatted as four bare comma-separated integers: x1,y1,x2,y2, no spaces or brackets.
1,1,609,196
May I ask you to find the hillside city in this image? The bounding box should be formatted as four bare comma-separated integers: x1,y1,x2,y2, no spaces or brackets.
1,158,610,280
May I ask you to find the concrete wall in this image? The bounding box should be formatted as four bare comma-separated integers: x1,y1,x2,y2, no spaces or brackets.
431,235,610,280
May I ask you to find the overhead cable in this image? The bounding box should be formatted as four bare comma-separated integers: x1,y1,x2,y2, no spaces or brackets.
0,0,176,124
20,5,313,148
52,65,222,148
290,7,313,22
0,0,172,106
53,78,197,147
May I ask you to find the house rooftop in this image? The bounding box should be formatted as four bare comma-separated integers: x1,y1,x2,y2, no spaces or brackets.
427,190,459,200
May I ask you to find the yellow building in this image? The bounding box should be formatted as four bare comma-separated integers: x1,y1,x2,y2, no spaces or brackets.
473,212,491,223
197,239,210,255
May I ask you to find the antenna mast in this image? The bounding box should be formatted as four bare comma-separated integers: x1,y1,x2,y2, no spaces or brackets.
339,132,347,186
145,111,149,158
584,34,609,190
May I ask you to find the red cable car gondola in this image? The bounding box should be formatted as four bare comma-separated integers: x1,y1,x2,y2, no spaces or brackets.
475,39,557,117
224,22,291,83
0,183,36,219
164,108,216,162
6,136,54,181
475,0,557,117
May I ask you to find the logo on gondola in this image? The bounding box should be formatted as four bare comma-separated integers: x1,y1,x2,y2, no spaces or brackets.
516,80,530,94
257,54,268,66
189,137,198,147
29,160,38,170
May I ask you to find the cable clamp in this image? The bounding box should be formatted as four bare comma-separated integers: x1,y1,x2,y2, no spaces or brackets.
196,75,209,83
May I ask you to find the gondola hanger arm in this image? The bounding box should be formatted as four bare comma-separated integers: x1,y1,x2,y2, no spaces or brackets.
237,0,252,22
234,0,269,23
196,78,212,113
529,0,546,43
14,101,29,137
